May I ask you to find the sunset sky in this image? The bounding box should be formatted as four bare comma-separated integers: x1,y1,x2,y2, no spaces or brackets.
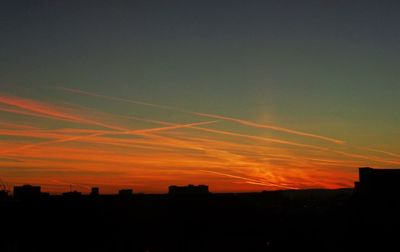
1,1,400,193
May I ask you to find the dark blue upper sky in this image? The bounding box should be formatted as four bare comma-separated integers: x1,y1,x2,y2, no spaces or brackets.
1,0,400,148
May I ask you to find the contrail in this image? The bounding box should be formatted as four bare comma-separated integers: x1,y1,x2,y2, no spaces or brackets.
0,92,399,164
55,88,400,165
198,169,298,189
123,121,218,134
332,150,400,166
191,126,327,150
112,113,322,150
57,87,344,144
0,121,39,130
57,87,176,110
92,111,326,151
0,94,126,131
0,121,217,155
193,112,345,144
355,146,400,159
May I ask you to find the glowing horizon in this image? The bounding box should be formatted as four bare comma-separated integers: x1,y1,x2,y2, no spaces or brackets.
0,88,398,194
1,1,399,194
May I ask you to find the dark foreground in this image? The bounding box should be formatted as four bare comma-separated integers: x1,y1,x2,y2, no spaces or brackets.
1,189,399,252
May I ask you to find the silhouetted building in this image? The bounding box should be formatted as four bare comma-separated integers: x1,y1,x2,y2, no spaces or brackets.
0,190,8,199
168,184,209,195
355,167,400,197
118,189,133,196
13,185,42,200
62,191,82,198
90,187,99,196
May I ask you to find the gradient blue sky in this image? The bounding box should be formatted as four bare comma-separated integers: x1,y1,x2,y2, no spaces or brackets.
1,1,399,193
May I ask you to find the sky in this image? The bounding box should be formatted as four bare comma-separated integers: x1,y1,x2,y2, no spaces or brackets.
1,0,400,194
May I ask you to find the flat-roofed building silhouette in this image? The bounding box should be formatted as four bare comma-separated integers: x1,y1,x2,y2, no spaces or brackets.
118,189,133,196
90,187,99,196
62,191,82,198
168,184,209,195
355,167,400,197
13,185,42,200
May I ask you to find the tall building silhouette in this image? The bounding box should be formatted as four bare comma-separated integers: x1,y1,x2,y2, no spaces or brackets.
90,187,99,196
355,167,400,197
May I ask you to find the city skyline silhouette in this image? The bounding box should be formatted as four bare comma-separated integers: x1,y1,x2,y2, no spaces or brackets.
1,1,400,251
1,1,400,194
1,167,400,251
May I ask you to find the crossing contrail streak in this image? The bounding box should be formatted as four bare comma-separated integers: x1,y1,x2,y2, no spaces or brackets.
0,94,126,131
57,87,344,145
193,112,344,144
0,121,217,155
198,169,298,189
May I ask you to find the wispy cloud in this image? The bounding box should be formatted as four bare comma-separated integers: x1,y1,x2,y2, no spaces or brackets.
191,126,326,150
0,121,39,130
57,87,175,110
193,112,345,144
1,88,397,193
56,87,344,144
0,120,217,155
356,146,400,159
0,93,126,131
198,169,299,189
